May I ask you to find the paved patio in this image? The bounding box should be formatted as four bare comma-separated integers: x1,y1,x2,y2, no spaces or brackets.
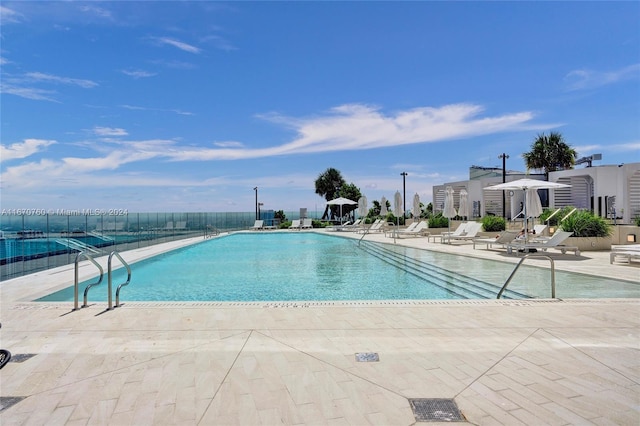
1,231,638,425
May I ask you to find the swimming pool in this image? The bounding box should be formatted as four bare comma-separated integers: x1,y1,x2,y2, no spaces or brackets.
37,233,640,302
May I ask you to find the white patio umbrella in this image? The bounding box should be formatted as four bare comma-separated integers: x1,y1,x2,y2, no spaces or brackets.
458,189,469,220
326,197,358,225
357,196,368,219
379,196,388,217
485,178,570,241
412,193,421,221
443,186,457,241
525,187,544,231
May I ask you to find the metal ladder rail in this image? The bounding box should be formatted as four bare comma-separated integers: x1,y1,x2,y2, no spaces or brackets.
497,254,556,299
74,251,104,310
108,251,132,310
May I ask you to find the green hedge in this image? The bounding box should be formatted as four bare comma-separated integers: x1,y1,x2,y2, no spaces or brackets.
481,216,506,232
560,210,612,237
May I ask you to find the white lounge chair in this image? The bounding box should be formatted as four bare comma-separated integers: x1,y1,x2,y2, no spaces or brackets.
473,230,520,250
433,222,468,243
392,221,430,238
447,222,482,244
507,230,579,255
610,244,640,264
250,220,264,230
289,219,301,230
301,218,313,229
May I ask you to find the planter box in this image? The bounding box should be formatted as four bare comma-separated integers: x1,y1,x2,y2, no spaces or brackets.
566,236,612,251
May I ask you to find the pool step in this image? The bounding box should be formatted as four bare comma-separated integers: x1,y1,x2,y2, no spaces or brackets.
358,241,529,300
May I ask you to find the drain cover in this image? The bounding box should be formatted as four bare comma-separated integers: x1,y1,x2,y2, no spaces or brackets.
409,398,464,422
0,397,27,412
9,354,36,363
355,352,379,362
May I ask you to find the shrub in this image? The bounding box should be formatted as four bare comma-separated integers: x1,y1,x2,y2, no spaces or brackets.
635,216,640,227
482,216,506,232
560,210,612,237
428,214,449,228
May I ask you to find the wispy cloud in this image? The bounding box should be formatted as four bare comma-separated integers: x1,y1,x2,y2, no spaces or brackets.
25,72,98,88
152,37,201,54
168,103,550,161
564,64,640,91
93,127,128,137
201,34,237,51
0,82,58,102
0,139,56,161
119,104,194,116
121,69,157,79
0,5,23,24
79,5,113,20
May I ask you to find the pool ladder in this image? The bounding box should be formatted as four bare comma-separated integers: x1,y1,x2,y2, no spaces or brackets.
497,254,556,299
73,250,131,311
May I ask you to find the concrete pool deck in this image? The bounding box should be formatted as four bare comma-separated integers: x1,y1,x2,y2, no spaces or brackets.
0,231,638,425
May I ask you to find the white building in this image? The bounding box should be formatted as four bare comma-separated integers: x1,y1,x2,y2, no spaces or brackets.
433,162,640,225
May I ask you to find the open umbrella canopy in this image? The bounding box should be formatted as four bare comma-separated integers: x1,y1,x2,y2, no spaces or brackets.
326,197,357,224
458,189,469,220
485,178,570,240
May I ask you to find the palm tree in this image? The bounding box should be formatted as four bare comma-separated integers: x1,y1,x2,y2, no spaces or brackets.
523,132,577,179
314,168,346,219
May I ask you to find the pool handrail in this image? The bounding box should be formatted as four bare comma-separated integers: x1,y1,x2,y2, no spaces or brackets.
108,251,131,310
497,254,556,299
74,251,104,310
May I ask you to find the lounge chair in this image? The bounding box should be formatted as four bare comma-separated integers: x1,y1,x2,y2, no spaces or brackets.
431,222,468,243
610,244,640,264
447,222,482,243
392,221,430,238
301,218,313,229
532,224,547,236
358,219,388,233
289,219,301,230
473,230,519,250
333,219,363,231
250,220,264,230
507,230,580,255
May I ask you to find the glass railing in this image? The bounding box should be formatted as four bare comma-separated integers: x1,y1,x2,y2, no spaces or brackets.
0,211,314,281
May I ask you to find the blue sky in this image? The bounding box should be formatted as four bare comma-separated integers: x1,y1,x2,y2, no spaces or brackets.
1,1,639,214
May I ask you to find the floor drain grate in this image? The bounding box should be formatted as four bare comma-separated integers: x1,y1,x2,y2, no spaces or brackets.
355,352,379,362
0,397,27,412
409,398,464,422
10,354,37,363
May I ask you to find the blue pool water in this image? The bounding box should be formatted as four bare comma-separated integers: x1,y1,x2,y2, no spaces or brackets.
37,233,640,302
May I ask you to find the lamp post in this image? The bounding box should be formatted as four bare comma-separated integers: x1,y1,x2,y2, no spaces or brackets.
253,187,258,220
498,153,509,218
400,172,408,218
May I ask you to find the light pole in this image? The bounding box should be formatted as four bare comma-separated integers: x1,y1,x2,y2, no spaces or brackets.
253,187,258,220
498,153,509,218
400,172,408,218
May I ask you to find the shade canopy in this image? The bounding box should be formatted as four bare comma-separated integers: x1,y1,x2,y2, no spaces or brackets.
326,197,358,224
484,178,570,191
485,178,570,240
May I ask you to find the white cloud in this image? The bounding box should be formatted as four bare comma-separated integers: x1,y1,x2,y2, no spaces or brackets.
214,141,244,148
153,37,201,54
565,64,640,91
121,69,157,78
0,5,23,24
26,72,98,88
93,127,128,137
0,139,56,161
0,83,58,101
168,103,548,161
